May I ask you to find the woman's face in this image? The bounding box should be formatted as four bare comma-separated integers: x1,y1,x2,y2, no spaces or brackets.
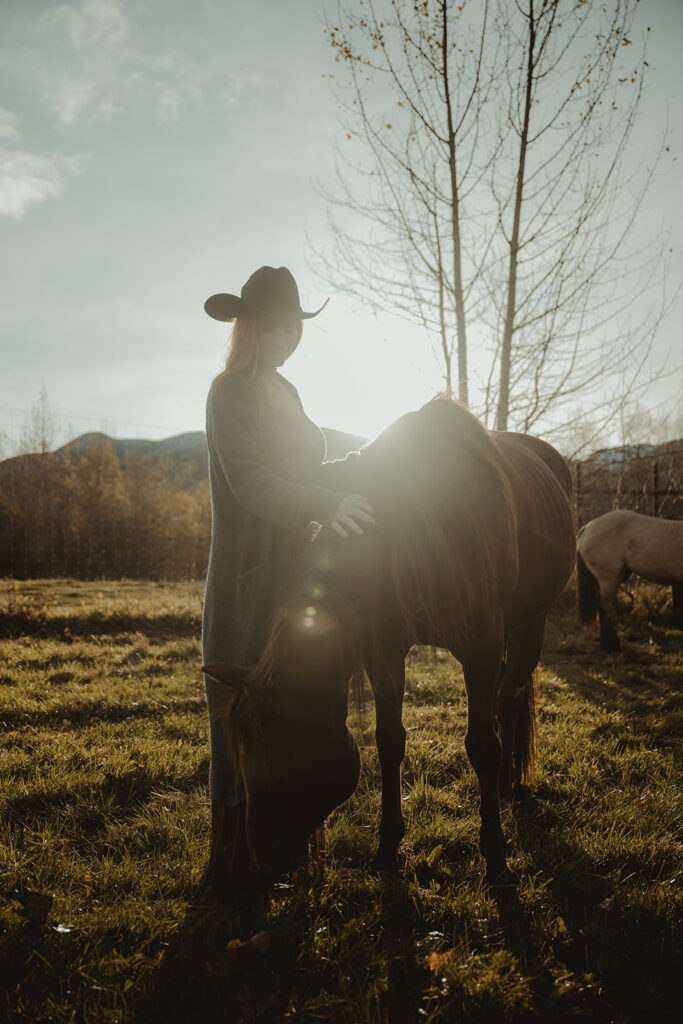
257,317,299,368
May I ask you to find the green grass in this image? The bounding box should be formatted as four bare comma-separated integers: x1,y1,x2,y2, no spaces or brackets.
0,578,681,1023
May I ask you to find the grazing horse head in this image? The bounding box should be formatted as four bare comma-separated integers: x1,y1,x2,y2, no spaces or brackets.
203,532,382,876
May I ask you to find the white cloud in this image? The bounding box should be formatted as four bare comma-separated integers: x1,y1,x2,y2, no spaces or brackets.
23,3,262,131
0,149,86,218
49,0,128,49
42,1,128,126
53,80,97,126
152,53,176,72
96,97,121,122
158,88,180,124
0,108,21,140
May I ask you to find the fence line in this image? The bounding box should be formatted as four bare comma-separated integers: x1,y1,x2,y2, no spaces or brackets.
572,444,682,526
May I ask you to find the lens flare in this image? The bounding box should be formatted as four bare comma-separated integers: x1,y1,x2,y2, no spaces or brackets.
287,601,336,636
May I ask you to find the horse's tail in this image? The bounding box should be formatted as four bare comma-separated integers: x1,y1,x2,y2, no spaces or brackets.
577,548,599,626
513,667,538,787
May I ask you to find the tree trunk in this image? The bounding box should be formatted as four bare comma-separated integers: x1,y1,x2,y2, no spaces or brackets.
496,2,535,431
442,0,468,406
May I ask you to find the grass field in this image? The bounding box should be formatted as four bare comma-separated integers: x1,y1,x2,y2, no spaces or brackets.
0,577,681,1023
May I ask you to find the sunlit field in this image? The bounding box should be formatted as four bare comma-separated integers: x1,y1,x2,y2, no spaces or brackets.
1,579,681,1023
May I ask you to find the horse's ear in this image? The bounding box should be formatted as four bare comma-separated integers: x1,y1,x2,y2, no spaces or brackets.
202,663,249,688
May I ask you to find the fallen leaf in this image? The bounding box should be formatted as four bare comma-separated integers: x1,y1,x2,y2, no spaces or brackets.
247,930,271,953
226,930,272,956
425,949,456,973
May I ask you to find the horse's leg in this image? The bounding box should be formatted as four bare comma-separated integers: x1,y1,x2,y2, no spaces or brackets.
365,634,407,872
497,616,545,805
672,582,683,629
461,629,509,885
597,573,621,653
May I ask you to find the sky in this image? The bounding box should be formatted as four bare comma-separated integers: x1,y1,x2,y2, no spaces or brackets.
1,0,681,456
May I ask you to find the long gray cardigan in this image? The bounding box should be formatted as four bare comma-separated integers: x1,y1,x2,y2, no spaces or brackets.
202,368,347,805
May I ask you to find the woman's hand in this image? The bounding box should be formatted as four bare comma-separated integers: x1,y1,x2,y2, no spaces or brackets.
331,494,376,538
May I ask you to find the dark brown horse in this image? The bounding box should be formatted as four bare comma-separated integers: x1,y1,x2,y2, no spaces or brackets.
204,399,575,885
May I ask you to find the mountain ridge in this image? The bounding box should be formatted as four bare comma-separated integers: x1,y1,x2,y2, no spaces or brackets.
0,427,369,483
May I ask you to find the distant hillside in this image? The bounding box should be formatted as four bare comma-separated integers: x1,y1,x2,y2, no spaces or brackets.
54,431,210,486
57,431,208,462
58,426,366,468
1,426,368,485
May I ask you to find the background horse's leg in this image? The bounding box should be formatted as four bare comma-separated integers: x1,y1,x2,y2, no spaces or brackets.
366,634,407,872
597,573,622,653
497,616,545,804
672,582,683,629
461,630,508,884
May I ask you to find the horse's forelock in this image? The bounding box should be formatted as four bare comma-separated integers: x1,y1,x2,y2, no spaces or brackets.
225,565,366,764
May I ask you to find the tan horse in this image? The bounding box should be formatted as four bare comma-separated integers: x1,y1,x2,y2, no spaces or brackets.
577,509,683,652
205,399,576,888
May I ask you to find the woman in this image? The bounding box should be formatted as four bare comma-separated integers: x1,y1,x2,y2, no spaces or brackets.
202,265,374,892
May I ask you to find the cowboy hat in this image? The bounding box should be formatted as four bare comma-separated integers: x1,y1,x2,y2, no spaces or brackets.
204,266,329,322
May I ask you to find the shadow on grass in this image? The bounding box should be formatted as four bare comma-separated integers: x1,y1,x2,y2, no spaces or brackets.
131,887,303,1024
2,766,208,835
377,879,427,1024
0,696,205,731
510,796,681,1022
0,611,201,641
128,868,427,1024
543,625,682,751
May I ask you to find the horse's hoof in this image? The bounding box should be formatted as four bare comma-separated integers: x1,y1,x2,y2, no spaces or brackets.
600,630,621,653
486,866,518,890
369,850,404,875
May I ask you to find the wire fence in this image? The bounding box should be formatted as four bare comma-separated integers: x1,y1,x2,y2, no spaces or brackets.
571,440,683,527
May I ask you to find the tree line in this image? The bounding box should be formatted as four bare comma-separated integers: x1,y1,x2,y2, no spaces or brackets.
0,444,211,580
2,430,681,581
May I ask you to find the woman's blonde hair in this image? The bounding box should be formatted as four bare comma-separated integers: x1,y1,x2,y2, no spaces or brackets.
225,316,304,375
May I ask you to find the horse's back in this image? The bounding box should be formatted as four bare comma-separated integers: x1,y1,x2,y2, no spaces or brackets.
494,431,572,496
580,509,683,584
324,402,575,640
347,399,521,646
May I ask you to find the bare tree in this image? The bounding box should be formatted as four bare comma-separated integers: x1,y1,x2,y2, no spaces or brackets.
317,0,496,403
316,0,674,441
20,385,59,455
